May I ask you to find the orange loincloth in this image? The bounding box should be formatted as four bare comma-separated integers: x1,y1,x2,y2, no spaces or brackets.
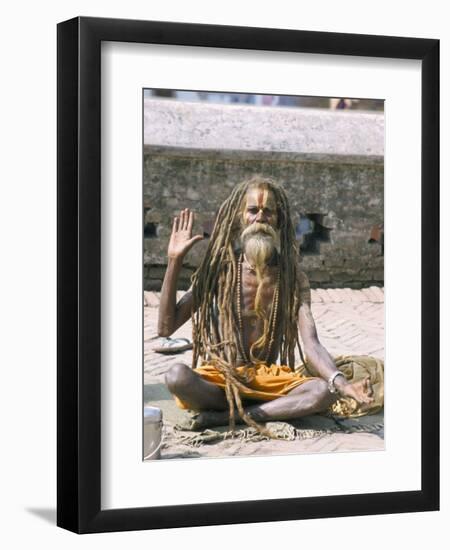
174,363,316,410
173,355,384,418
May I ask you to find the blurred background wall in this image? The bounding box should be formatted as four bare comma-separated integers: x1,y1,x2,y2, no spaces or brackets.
143,93,384,290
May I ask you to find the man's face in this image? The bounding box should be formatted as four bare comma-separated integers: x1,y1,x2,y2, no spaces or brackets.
242,187,278,229
239,186,280,270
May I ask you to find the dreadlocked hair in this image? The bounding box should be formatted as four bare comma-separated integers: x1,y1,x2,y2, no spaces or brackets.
190,175,303,437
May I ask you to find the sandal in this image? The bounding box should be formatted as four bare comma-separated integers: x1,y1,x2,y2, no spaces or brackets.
153,337,193,355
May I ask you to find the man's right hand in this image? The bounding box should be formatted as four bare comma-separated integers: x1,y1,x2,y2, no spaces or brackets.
167,209,203,260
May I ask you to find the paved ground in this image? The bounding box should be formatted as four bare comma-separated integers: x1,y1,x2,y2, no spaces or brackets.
144,287,384,459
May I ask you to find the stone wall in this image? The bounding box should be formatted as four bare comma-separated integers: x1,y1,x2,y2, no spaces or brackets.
143,99,384,290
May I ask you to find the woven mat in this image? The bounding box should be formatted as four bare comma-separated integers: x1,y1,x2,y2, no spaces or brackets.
163,413,384,449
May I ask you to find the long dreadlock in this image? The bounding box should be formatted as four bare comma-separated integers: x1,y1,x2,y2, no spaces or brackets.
190,176,303,436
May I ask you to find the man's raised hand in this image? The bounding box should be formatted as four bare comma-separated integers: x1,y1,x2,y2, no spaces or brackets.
167,209,203,260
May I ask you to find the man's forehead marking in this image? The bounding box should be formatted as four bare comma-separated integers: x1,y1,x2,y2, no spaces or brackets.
257,188,268,208
247,187,274,209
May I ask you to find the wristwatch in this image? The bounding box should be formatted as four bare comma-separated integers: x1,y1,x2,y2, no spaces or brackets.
327,371,346,394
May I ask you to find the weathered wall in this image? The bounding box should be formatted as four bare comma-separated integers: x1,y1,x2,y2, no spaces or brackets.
143,99,384,290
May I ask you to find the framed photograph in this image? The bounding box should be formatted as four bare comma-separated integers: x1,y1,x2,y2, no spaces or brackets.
142,87,386,464
57,16,439,533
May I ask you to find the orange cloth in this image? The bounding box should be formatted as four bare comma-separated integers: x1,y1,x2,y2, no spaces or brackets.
174,363,316,410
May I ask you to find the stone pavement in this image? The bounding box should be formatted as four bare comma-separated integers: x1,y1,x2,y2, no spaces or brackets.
144,287,384,459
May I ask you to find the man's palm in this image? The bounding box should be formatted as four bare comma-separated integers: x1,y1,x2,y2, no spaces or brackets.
168,209,203,259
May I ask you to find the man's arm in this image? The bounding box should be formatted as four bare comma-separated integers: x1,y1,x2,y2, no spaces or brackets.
157,209,202,337
297,271,342,382
297,271,374,404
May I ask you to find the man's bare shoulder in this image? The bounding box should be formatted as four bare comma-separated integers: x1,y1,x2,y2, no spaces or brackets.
297,269,312,306
297,269,310,289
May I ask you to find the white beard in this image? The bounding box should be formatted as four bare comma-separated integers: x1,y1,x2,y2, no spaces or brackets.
240,223,280,272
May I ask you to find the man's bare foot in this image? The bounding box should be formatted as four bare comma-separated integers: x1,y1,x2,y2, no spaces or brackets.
189,410,242,431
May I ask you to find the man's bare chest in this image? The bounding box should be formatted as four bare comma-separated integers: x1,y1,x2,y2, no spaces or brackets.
236,267,281,363
240,270,278,322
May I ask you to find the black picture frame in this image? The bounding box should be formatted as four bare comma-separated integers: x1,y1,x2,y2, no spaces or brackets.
57,16,439,534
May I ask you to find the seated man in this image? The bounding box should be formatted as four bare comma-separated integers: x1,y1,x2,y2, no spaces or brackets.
158,175,381,433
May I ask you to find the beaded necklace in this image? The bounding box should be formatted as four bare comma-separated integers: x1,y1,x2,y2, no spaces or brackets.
236,253,280,364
